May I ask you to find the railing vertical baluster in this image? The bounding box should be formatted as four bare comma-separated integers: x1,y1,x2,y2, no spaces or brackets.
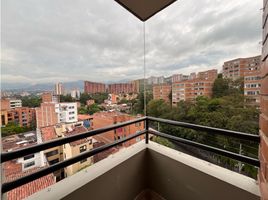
145,117,149,144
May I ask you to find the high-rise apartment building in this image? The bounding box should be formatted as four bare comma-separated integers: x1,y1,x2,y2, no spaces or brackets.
132,79,145,93
55,82,64,95
172,74,189,83
107,83,134,94
70,89,80,99
147,76,164,85
36,102,77,128
222,56,262,106
259,0,268,198
172,69,218,105
223,56,261,80
84,81,106,94
153,84,172,103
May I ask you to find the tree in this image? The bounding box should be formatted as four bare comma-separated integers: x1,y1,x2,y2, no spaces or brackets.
1,122,33,137
78,107,88,114
80,93,91,105
152,136,174,148
60,95,75,102
132,91,153,115
147,99,171,118
21,96,41,107
212,77,229,98
88,104,101,115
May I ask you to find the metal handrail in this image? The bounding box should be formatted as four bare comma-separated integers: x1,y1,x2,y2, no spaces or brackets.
148,129,259,167
147,116,260,142
1,117,146,163
1,116,260,194
2,130,147,193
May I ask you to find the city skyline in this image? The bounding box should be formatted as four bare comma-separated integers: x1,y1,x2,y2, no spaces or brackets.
2,0,262,86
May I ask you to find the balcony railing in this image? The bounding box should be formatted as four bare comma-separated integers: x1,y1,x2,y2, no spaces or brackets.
0,116,260,195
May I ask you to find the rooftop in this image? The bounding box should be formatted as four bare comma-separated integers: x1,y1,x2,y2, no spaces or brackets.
2,131,37,152
3,161,55,200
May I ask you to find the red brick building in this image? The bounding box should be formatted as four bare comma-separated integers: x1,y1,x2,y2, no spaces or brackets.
7,107,36,127
92,112,144,147
172,69,217,105
259,0,268,199
41,93,59,103
223,56,261,80
153,84,172,103
107,83,135,94
84,81,106,94
36,103,59,128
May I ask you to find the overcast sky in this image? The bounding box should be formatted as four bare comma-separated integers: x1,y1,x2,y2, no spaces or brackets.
1,0,263,86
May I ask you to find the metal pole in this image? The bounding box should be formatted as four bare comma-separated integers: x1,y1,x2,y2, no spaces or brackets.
145,118,149,144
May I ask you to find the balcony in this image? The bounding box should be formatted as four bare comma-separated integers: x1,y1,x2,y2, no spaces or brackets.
1,117,260,200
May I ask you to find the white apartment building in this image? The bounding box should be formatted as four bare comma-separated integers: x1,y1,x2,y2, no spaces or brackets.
10,99,22,109
57,102,78,123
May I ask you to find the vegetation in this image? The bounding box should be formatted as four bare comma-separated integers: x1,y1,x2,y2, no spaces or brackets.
80,93,108,105
144,76,259,178
60,94,75,102
78,103,103,115
1,122,35,137
132,91,153,115
21,96,42,107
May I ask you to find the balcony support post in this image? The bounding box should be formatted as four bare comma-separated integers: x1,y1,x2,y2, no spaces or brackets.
145,117,149,144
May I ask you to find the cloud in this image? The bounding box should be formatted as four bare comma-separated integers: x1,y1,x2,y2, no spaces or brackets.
1,0,262,86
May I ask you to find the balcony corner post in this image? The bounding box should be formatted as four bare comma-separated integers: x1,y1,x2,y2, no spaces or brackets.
145,117,149,144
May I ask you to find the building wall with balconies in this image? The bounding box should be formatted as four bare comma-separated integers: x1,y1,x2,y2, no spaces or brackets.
223,56,261,80
172,69,217,105
153,84,171,103
259,0,268,199
84,81,106,94
7,107,36,127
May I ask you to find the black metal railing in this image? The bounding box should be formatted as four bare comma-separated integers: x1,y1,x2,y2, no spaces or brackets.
1,116,260,194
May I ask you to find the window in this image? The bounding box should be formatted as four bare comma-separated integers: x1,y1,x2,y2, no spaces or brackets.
24,154,34,160
24,161,35,168
49,158,59,165
80,145,87,163
80,145,87,153
45,149,59,157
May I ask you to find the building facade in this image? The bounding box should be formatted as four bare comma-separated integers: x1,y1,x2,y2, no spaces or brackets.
55,82,64,95
172,69,218,105
259,0,268,199
172,74,189,83
92,112,144,147
84,81,106,94
7,107,36,127
107,83,135,94
42,92,59,103
153,84,172,103
223,56,261,80
36,102,77,128
70,89,81,99
40,122,93,179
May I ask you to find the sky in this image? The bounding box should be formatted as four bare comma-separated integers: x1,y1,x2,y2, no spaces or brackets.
1,0,263,87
